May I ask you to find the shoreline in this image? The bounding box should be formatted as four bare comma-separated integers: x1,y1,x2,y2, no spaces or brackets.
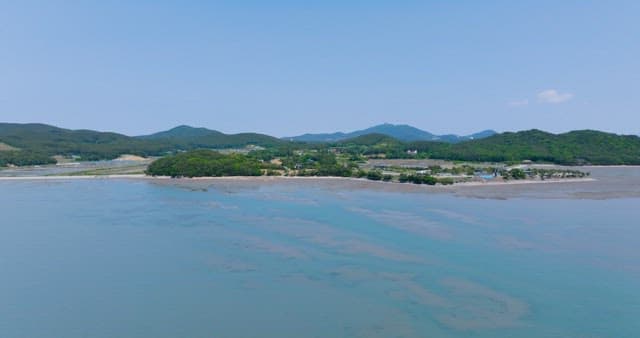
0,174,147,180
0,174,595,186
2,171,638,200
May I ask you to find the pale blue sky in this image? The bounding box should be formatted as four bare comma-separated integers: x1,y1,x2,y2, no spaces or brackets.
1,1,638,136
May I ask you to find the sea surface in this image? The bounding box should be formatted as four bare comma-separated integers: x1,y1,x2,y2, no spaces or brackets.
1,177,639,338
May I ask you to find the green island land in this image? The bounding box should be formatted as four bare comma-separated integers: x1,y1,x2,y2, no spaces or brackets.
145,148,589,185
1,123,637,183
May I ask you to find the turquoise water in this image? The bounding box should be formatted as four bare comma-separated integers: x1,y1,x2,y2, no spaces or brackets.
1,179,639,337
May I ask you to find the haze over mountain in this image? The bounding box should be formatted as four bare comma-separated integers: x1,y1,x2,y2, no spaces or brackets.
285,123,496,143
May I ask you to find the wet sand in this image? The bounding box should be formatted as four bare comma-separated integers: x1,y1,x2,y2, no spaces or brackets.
142,166,640,200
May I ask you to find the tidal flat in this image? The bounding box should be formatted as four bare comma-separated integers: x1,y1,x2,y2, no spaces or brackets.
149,166,640,200
0,167,639,337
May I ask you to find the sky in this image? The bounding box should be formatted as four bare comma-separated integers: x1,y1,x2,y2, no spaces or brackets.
1,1,639,137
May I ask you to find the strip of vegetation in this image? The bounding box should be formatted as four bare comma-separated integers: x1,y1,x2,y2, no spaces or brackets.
0,151,57,167
502,168,589,180
397,173,453,185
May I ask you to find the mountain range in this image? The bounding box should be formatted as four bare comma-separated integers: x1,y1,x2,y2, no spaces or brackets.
285,123,497,143
2,122,640,166
0,123,284,160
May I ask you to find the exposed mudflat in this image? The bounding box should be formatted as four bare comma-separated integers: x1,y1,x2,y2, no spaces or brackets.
147,166,640,200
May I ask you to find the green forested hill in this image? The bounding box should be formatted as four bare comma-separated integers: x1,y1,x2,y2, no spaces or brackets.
145,149,263,177
0,123,287,165
165,131,284,149
138,125,216,139
407,129,640,165
138,125,285,148
0,123,172,161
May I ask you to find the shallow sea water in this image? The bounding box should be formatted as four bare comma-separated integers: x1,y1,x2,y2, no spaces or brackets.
1,179,639,337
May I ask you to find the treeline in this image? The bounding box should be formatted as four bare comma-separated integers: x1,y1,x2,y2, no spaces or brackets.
145,150,263,177
0,151,57,167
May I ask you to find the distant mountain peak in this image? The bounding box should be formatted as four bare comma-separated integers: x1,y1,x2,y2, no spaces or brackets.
285,124,496,143
139,125,220,139
134,125,283,148
170,125,199,130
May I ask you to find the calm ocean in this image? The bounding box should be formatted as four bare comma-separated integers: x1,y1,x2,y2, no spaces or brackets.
1,179,638,337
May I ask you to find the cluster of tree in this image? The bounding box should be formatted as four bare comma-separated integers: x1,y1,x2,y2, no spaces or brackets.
145,149,361,178
502,168,527,180
145,150,263,177
354,170,454,185
500,167,588,180
351,169,392,181
397,173,454,185
281,151,356,177
529,168,588,179
0,151,56,167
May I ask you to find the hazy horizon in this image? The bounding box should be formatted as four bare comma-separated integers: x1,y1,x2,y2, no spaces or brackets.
2,1,639,136
3,120,640,139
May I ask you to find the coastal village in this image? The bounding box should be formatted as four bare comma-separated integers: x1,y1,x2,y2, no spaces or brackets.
265,146,591,185
1,143,590,185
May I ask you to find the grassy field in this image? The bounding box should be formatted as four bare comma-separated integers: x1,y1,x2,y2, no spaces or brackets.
0,142,18,151
55,164,150,176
